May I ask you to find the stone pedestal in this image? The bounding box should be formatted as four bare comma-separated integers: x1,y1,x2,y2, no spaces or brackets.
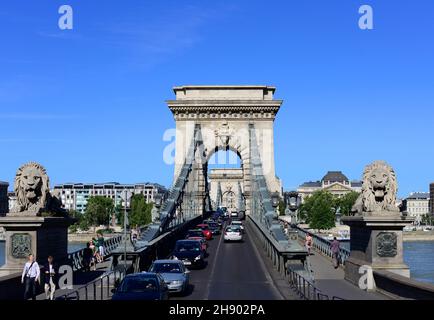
342,214,414,287
0,216,74,276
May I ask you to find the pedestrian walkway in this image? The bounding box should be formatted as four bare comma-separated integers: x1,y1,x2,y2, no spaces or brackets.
35,261,112,300
309,252,388,300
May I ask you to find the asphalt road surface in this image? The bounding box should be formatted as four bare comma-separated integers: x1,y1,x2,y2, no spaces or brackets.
172,224,284,300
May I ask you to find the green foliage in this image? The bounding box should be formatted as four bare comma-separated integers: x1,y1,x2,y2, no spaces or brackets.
299,190,336,230
83,196,114,227
68,209,89,232
129,194,153,227
336,191,360,216
114,204,123,225
421,214,433,226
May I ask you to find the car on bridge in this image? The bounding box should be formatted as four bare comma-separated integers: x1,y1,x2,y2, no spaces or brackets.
149,260,190,294
230,211,239,218
204,220,222,235
230,220,244,233
196,224,213,240
186,236,208,253
224,225,243,242
186,228,209,242
111,273,169,300
172,240,206,268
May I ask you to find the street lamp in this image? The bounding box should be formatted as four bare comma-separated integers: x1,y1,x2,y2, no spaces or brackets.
123,189,132,271
285,191,300,225
271,192,280,218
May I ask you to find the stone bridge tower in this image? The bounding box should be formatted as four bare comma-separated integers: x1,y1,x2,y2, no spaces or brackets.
167,85,283,215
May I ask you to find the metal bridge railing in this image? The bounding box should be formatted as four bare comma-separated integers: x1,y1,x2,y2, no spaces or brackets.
67,234,124,271
287,266,345,300
287,268,325,300
59,269,126,301
295,226,350,265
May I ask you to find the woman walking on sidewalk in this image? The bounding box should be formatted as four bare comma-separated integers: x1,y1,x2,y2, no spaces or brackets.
331,237,341,269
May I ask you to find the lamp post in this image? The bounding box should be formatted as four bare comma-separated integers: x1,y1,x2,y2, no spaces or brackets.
123,189,131,271
271,192,280,218
287,191,300,225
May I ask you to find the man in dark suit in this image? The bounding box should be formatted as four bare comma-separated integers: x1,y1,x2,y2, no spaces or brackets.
43,256,58,300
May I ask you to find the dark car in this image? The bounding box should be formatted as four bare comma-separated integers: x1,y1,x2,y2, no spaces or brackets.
172,240,205,268
111,273,169,300
204,220,221,235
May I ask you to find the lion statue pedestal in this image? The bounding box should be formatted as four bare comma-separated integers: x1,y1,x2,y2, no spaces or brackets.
341,161,414,289
0,163,74,276
0,216,74,276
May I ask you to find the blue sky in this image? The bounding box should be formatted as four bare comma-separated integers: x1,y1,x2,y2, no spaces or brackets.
0,0,433,198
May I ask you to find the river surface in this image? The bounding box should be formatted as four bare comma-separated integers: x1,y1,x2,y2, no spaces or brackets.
1,241,434,285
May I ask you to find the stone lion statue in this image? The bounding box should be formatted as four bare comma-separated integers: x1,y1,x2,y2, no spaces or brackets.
351,160,400,216
10,162,65,217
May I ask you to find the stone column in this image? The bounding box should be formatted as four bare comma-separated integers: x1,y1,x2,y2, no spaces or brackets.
342,215,413,286
342,161,413,288
0,216,74,276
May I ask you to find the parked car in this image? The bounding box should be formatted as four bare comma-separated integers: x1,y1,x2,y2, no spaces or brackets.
172,240,206,268
230,220,244,233
230,211,238,218
111,273,169,300
224,225,243,242
196,224,213,240
149,260,190,294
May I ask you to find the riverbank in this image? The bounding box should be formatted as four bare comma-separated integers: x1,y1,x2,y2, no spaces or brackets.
68,232,121,243
404,231,434,242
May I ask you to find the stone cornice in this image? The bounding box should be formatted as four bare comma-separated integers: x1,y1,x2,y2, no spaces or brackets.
167,100,282,121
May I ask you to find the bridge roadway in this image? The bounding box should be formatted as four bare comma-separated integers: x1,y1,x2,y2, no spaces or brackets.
173,221,296,300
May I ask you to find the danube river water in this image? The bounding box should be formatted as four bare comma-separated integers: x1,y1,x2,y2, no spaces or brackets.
1,241,434,285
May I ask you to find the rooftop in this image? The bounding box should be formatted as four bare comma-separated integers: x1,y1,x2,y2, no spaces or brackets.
171,85,277,101
407,192,430,200
322,171,349,183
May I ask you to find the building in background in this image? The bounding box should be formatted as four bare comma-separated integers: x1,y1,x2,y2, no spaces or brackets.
402,192,430,225
53,182,168,214
297,171,362,203
430,183,434,214
8,192,17,212
208,169,244,212
0,181,8,216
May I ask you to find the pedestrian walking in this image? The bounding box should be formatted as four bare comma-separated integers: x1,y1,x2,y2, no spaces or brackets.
44,256,57,300
331,237,341,269
82,242,94,272
305,234,313,255
21,254,40,300
97,233,105,261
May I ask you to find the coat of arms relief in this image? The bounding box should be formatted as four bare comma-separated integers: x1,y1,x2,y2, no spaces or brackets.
214,121,236,149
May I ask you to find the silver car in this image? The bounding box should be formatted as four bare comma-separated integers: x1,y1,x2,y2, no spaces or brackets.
224,225,243,242
149,260,190,294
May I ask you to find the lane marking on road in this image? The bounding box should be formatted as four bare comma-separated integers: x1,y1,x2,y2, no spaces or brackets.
204,221,226,300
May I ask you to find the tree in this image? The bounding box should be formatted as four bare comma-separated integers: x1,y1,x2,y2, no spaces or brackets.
129,194,153,227
68,209,90,232
337,192,360,216
299,190,336,230
84,196,114,227
421,214,433,226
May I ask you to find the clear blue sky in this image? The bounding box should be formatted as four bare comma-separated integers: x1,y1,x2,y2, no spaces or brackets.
1,0,433,198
